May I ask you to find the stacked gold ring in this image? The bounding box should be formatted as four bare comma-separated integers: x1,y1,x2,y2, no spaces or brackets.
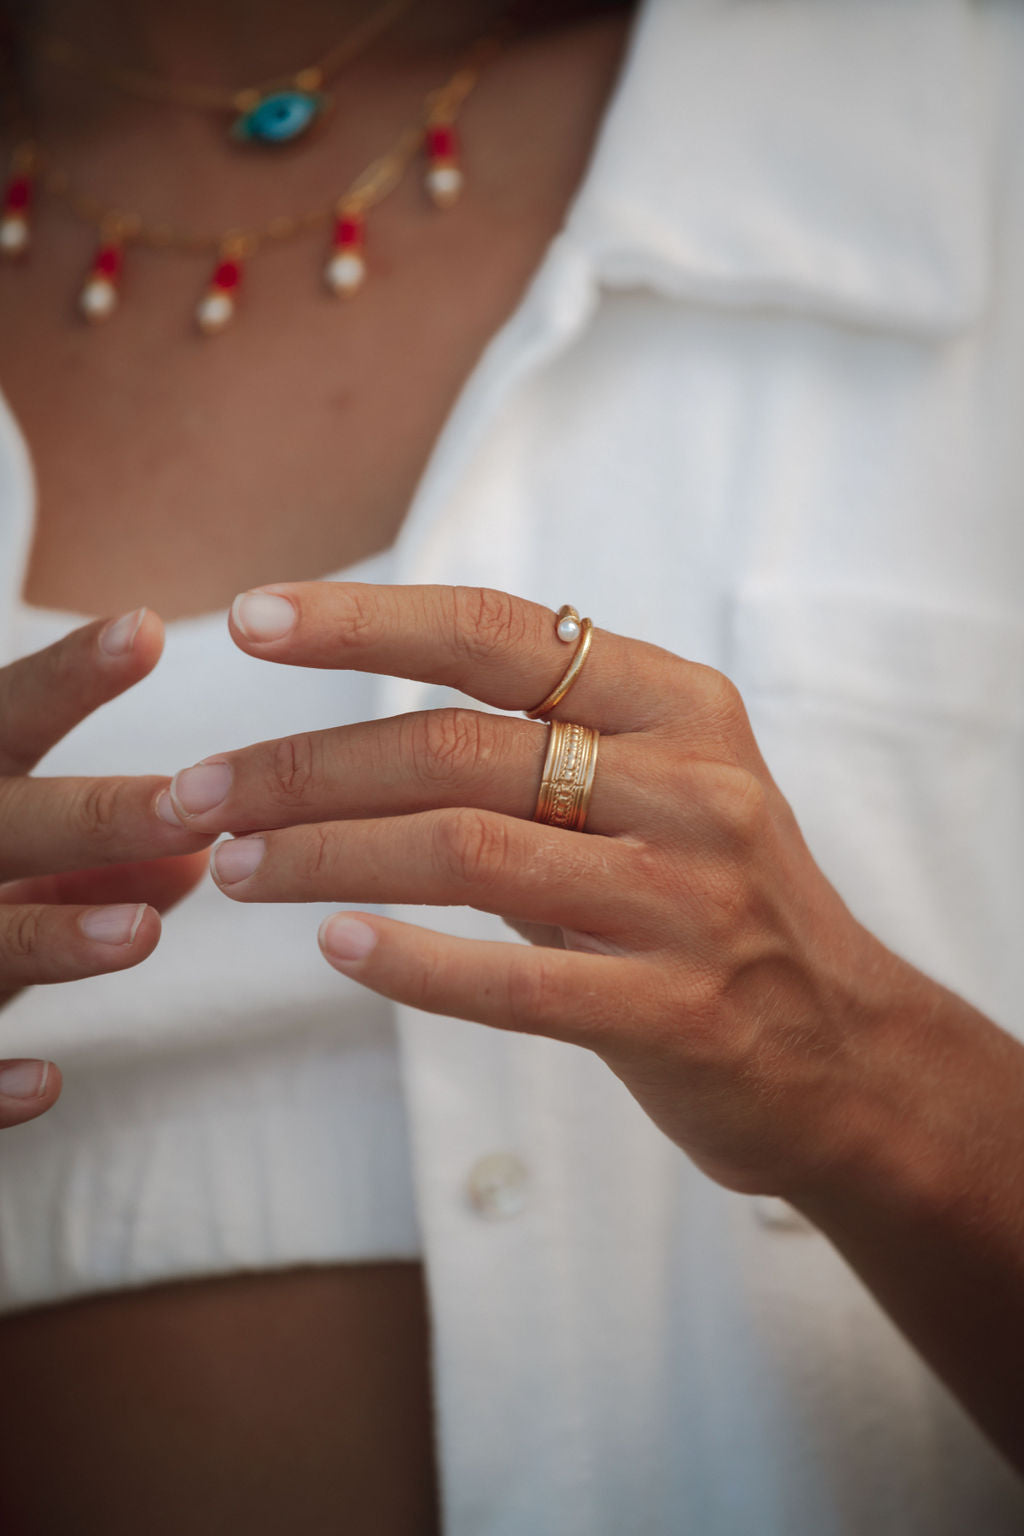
533,720,600,833
525,605,593,720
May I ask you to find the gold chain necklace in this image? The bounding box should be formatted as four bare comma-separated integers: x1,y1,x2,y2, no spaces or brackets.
31,0,420,147
0,37,498,336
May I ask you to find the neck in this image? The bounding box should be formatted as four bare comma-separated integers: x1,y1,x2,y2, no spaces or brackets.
3,0,632,249
12,0,512,135
10,0,625,98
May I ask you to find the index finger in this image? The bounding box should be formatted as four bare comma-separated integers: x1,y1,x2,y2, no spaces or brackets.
228,582,721,737
0,608,162,776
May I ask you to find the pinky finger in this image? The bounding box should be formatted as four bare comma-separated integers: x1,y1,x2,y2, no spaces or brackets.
317,911,635,1048
0,1058,63,1129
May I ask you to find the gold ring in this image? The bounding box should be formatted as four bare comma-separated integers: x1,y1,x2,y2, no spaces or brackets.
533,720,599,833
525,604,593,719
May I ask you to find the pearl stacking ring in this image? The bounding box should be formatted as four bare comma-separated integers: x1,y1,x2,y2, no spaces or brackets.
525,604,594,719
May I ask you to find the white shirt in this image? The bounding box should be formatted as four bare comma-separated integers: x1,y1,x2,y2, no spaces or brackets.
1,0,1023,1529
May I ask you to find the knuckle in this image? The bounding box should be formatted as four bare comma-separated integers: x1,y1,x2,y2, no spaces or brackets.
687,664,750,743
433,807,509,888
332,586,378,647
702,866,756,936
269,732,320,806
503,948,561,1033
307,824,334,879
408,943,449,1016
450,586,528,664
677,962,725,1021
410,708,490,788
698,762,770,848
622,834,672,890
36,633,78,694
668,965,733,1063
697,662,745,716
73,778,123,843
6,908,43,961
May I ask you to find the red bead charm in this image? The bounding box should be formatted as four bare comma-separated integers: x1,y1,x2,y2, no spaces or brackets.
427,124,457,161
425,120,463,209
324,208,366,297
1,172,33,258
79,242,124,322
197,251,245,334
94,244,123,279
212,258,242,292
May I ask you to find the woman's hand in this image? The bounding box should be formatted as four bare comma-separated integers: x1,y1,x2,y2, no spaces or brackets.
0,609,212,1128
161,579,1024,1470
159,581,926,1201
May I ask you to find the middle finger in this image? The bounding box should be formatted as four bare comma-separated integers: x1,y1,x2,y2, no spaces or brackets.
161,709,658,840
0,775,213,881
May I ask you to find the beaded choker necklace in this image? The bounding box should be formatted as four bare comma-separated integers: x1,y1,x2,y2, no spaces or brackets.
0,34,499,336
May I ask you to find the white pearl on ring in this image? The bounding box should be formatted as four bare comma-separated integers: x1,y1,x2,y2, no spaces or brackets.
556,615,581,643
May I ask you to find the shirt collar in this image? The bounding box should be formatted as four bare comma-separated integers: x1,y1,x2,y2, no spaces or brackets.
566,0,990,336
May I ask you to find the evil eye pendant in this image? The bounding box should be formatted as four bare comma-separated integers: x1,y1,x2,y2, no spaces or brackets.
230,90,328,146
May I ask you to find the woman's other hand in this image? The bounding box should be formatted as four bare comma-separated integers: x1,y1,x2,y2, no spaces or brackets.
0,609,212,1128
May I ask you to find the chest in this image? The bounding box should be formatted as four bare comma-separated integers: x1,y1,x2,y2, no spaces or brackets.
0,190,564,620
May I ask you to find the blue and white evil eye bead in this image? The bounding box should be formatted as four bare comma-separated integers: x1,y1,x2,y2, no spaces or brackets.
230,91,327,145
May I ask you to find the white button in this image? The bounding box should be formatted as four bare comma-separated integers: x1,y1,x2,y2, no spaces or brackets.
752,1196,813,1232
466,1152,530,1219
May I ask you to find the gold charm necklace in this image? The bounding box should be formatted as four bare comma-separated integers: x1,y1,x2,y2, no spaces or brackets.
30,0,419,147
0,35,498,335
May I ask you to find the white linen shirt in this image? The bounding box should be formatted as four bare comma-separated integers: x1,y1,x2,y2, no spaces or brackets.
2,0,1023,1530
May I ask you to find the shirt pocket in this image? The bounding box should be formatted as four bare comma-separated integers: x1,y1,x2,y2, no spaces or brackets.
728,585,1024,1029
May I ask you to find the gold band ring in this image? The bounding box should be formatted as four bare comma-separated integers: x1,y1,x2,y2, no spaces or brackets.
525,604,593,719
533,720,600,833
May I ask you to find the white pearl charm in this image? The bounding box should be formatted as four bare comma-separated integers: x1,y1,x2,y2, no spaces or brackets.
0,216,28,254
79,277,117,322
426,164,464,209
556,615,581,643
196,290,235,334
325,251,366,296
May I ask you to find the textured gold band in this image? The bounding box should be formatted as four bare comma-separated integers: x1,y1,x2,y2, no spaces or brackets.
526,607,594,719
533,721,600,833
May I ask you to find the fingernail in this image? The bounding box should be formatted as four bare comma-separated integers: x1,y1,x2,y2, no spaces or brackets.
79,903,147,945
0,1060,51,1098
319,915,378,964
99,607,148,657
231,591,296,642
211,837,265,885
155,790,183,827
170,759,232,817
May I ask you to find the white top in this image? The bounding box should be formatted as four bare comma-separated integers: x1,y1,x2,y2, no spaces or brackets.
2,0,1024,1530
